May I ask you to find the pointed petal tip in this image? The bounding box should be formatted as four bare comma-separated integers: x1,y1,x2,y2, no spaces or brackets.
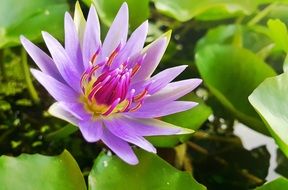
164,30,172,41
30,68,38,75
118,2,129,17
20,35,29,48
75,0,81,7
143,20,149,26
74,1,85,19
64,12,74,22
177,65,189,73
121,2,128,9
191,101,199,107
19,35,26,42
157,30,172,46
182,65,188,68
139,20,149,31
41,31,49,39
64,11,69,17
177,127,194,135
192,78,203,87
149,146,157,154
88,3,97,13
126,157,139,165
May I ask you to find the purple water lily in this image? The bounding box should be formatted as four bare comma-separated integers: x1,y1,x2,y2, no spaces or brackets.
20,2,201,164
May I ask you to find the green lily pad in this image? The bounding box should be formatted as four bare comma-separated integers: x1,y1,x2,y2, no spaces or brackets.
195,45,276,134
196,24,271,53
89,149,206,190
91,0,149,30
0,150,86,190
0,0,68,48
249,72,288,157
254,177,288,190
152,0,257,22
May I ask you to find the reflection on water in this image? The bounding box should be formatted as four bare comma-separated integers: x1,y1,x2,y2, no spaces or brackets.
234,123,279,181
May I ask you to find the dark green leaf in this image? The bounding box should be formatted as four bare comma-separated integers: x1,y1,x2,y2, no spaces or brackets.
0,0,68,48
196,24,271,53
92,0,149,30
152,0,257,22
195,45,276,134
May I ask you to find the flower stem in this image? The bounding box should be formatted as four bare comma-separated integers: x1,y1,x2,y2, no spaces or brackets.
46,124,78,141
247,3,277,27
20,48,40,104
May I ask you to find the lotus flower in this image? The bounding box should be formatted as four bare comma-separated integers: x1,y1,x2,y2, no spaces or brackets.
20,2,202,164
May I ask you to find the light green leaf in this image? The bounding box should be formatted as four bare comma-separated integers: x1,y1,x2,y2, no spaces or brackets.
266,19,288,72
91,0,149,30
267,19,288,52
147,94,212,147
195,45,276,134
254,177,288,190
89,149,206,190
249,72,288,157
152,0,257,22
0,0,68,48
0,150,86,190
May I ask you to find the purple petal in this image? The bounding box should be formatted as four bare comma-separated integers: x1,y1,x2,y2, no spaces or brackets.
100,3,128,61
145,79,202,103
101,127,138,165
20,36,63,82
30,69,78,102
60,102,90,120
64,12,84,73
42,32,81,92
115,116,193,136
104,118,156,153
130,65,188,94
148,65,188,94
127,101,198,118
82,5,101,68
79,119,103,142
132,35,169,83
112,21,148,68
48,102,79,126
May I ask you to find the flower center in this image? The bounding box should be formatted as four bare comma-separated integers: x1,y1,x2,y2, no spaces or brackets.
80,45,148,118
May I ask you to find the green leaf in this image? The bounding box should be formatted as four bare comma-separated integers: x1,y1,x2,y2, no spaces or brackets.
267,4,288,24
0,150,86,190
0,0,68,48
91,0,149,30
249,72,288,157
89,149,206,190
152,0,257,22
255,0,288,4
196,24,271,53
195,45,276,134
267,19,288,52
147,94,212,147
254,177,288,190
